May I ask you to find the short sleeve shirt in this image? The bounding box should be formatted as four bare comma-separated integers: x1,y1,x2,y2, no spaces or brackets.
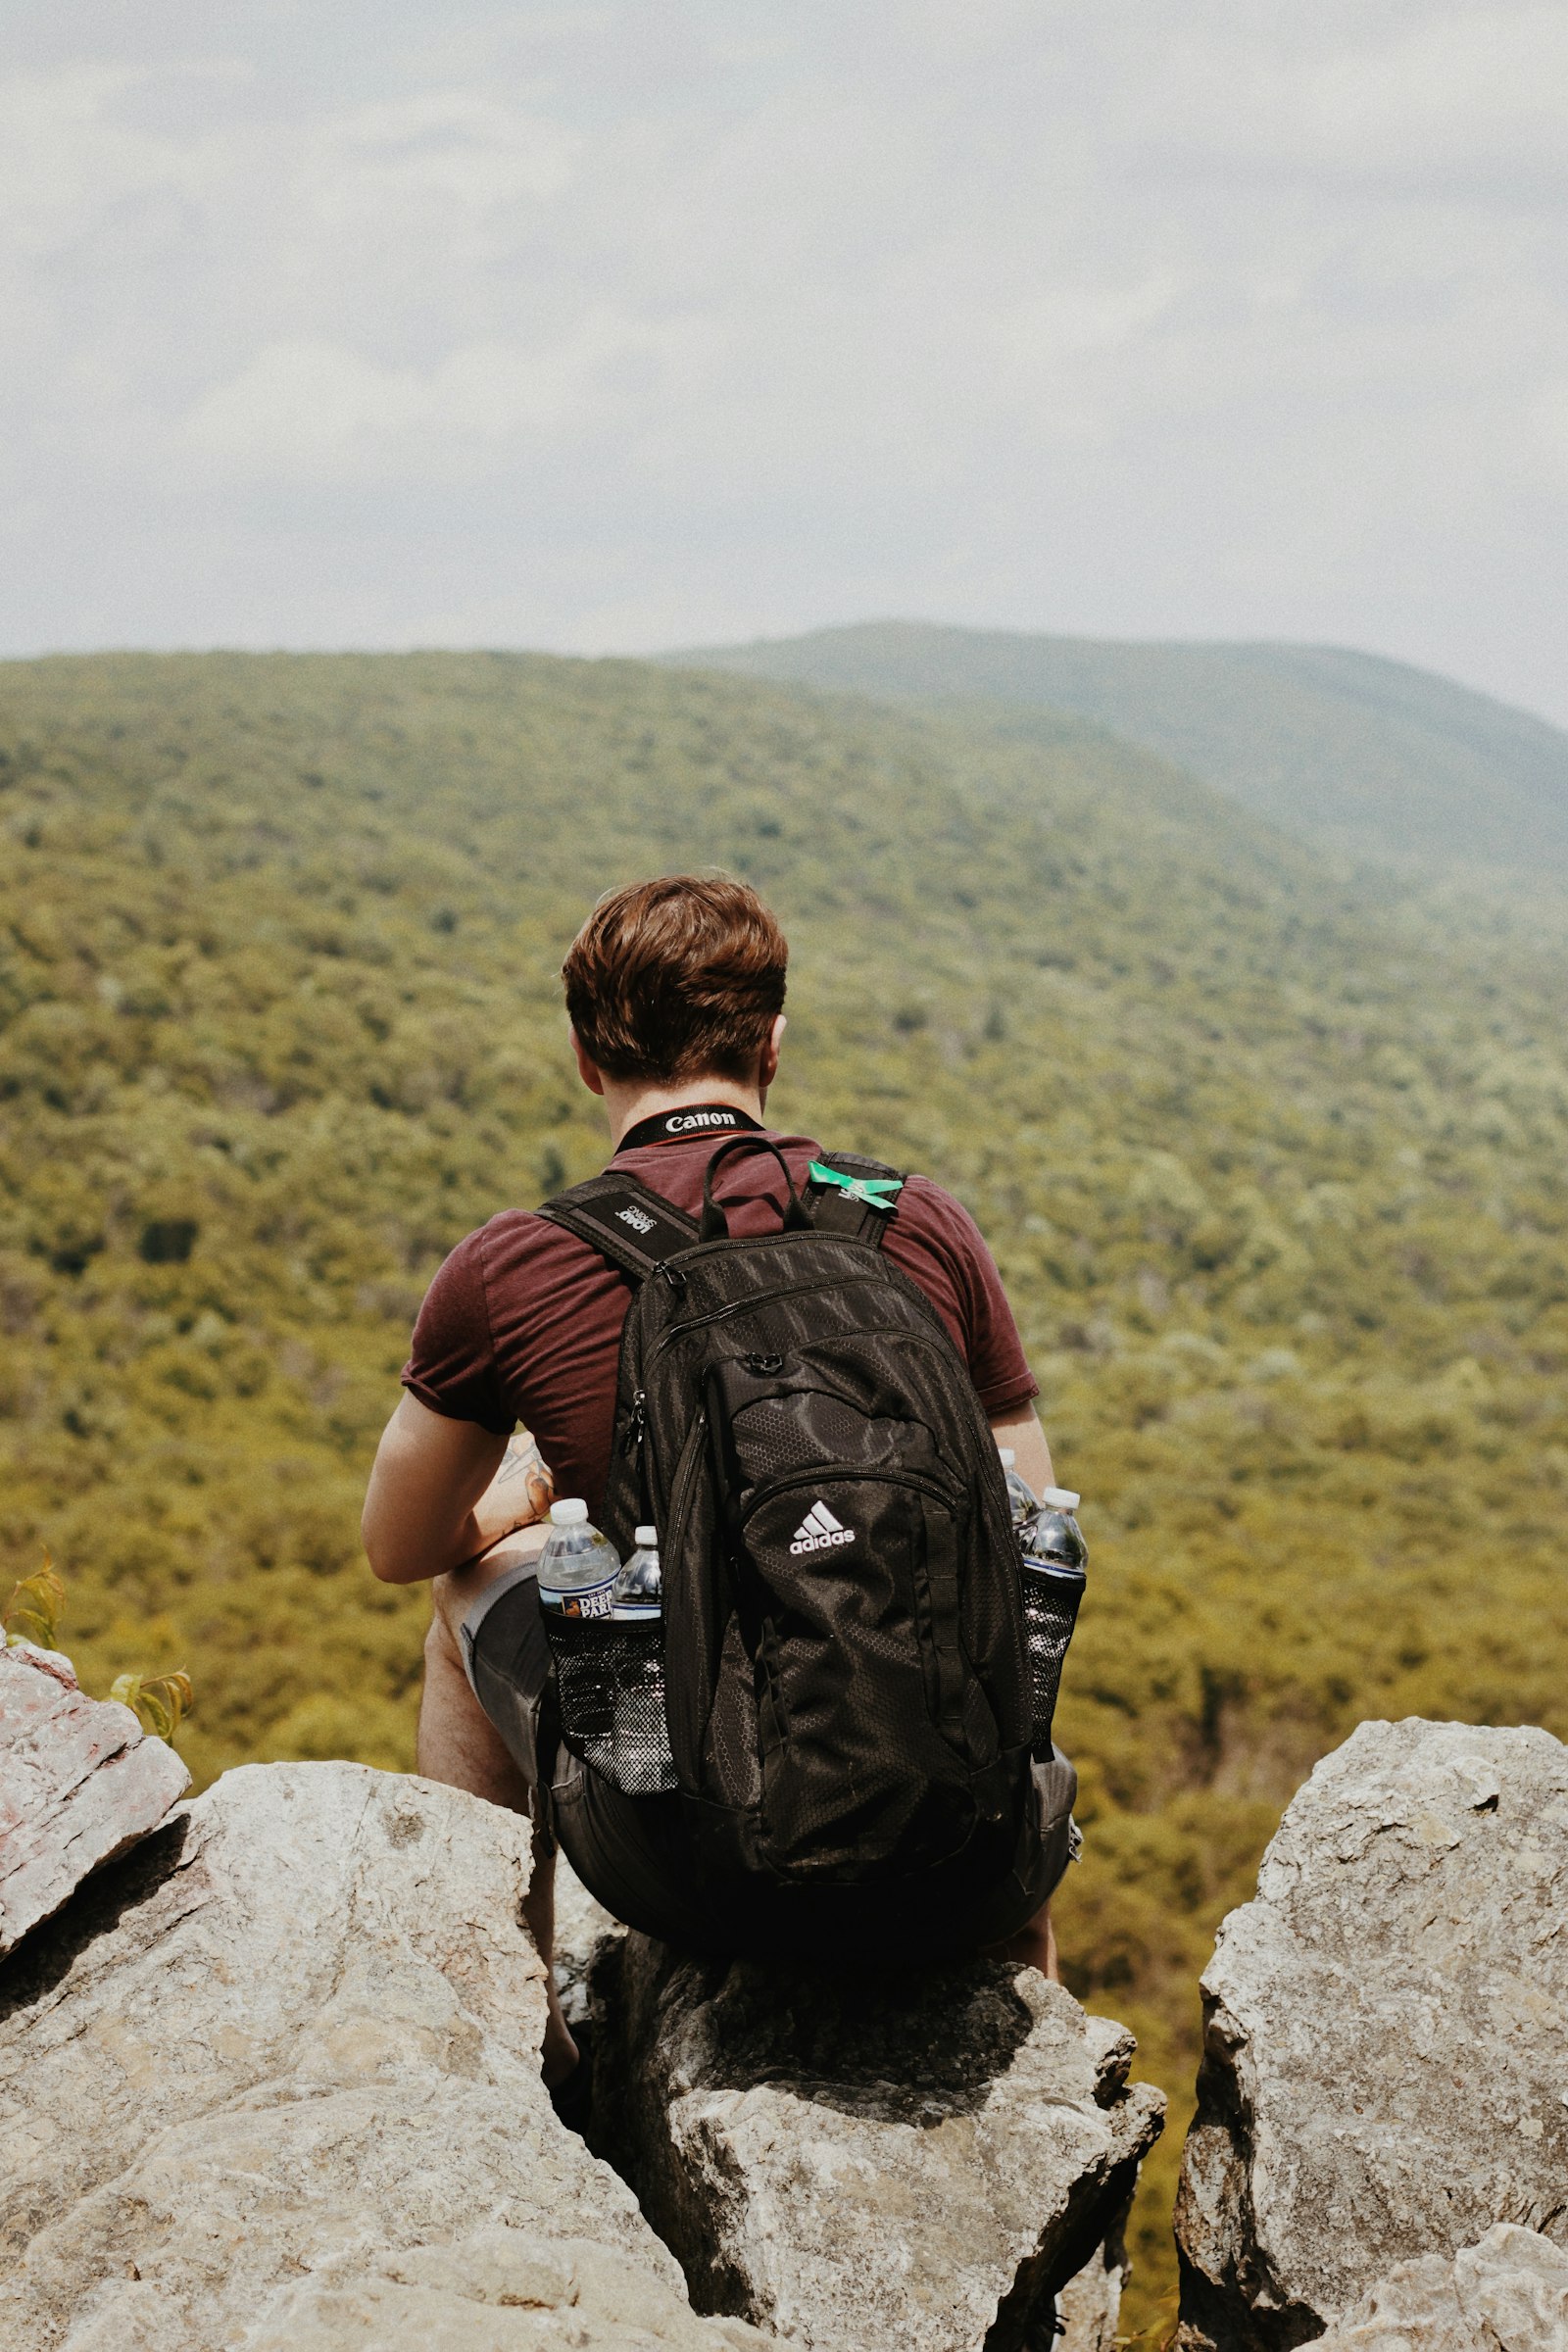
402,1126,1037,1519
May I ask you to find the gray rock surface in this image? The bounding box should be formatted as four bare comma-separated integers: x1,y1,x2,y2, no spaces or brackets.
598,1926,1164,2352
0,1762,767,2352
1175,1718,1568,2351
1314,2224,1568,2352
231,2229,772,2351
1054,2221,1133,2352
553,1849,625,2031
0,1643,189,1958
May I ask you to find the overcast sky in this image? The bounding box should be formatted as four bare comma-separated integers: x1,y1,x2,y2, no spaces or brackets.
4,2,1566,721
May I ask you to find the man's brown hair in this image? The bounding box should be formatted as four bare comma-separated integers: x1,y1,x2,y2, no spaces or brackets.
563,874,788,1084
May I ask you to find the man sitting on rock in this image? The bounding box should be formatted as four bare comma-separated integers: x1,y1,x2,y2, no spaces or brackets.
363,874,1077,2100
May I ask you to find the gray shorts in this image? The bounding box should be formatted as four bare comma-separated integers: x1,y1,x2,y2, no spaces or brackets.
462,1563,1079,1953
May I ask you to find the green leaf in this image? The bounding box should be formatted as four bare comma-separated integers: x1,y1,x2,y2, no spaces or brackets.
3,1554,66,1652
107,1670,193,1743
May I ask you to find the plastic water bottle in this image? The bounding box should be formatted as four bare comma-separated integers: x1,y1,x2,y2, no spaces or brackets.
1017,1489,1087,1756
1021,1488,1088,1575
611,1526,674,1794
998,1445,1038,1531
536,1499,619,1620
612,1525,663,1620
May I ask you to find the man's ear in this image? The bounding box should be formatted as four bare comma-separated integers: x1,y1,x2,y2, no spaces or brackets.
569,1028,606,1098
759,1012,787,1096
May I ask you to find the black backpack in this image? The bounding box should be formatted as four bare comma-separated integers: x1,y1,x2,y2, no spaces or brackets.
537,1136,1037,1920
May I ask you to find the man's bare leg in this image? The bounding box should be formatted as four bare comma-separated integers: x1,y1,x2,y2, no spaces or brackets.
419,1545,580,2088
980,1899,1059,1982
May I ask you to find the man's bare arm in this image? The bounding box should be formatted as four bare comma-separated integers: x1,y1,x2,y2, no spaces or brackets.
363,1395,552,1585
481,1430,556,1530
989,1402,1055,1496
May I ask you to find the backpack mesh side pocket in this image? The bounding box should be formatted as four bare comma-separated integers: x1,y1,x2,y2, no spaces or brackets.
1019,1561,1085,1757
544,1615,677,1796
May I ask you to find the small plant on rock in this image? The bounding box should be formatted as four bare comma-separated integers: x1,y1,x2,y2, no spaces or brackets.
4,1552,193,1744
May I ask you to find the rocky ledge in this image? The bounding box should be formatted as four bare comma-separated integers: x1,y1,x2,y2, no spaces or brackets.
1175,1717,1568,2350
0,1758,1161,2351
0,1644,189,1958
564,1885,1162,2352
15,1690,1566,2349
0,1762,768,2352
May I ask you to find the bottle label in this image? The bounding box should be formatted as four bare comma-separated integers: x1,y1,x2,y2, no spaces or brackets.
547,1579,617,1620
1021,1551,1084,1578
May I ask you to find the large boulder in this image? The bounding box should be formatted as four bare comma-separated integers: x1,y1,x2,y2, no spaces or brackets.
1175,1719,1568,2350
592,1925,1165,2352
0,1762,767,2352
0,1644,189,1957
1314,2224,1568,2352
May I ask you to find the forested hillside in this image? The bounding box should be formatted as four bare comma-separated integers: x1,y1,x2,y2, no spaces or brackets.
3,650,1567,2328
675,620,1568,877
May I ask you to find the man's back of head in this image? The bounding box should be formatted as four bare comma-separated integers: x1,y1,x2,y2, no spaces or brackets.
563,874,788,1089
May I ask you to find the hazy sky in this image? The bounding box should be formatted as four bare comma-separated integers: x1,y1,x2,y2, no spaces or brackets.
5,2,1566,720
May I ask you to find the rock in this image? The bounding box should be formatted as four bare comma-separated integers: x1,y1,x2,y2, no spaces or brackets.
553,1850,626,2031
0,1643,189,1958
0,1762,768,2352
1174,1719,1568,2351
597,1929,1164,2352
227,2228,774,2350
557,1849,1144,2352
1314,2223,1568,2352
1054,2216,1132,2352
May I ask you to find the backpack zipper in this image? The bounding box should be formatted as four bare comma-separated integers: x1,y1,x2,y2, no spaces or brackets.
620,1389,648,1459
738,1462,962,1521
655,1269,886,1354
664,1405,709,1536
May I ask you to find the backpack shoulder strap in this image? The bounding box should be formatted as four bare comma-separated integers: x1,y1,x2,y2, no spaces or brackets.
535,1171,701,1284
804,1152,907,1248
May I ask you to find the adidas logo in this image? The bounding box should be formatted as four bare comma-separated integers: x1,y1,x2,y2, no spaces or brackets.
789,1501,856,1555
615,1204,656,1234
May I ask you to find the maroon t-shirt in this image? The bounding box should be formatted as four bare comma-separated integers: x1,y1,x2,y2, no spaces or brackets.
402,1127,1037,1517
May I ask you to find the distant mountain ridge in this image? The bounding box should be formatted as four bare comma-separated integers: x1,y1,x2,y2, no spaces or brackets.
667,620,1568,877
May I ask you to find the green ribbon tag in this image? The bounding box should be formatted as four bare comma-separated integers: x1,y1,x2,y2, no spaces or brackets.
808,1160,905,1213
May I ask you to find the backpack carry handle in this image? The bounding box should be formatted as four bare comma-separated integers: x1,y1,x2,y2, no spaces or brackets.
700,1136,814,1242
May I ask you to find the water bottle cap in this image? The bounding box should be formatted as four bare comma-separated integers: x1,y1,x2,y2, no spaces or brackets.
997,1446,1016,1467
550,1498,589,1526
633,1526,658,1548
1040,1487,1080,1511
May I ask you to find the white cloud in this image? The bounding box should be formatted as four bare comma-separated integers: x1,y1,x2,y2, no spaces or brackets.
1101,5,1568,180
0,65,209,256
299,94,579,239
1287,8,1568,171
185,310,722,481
